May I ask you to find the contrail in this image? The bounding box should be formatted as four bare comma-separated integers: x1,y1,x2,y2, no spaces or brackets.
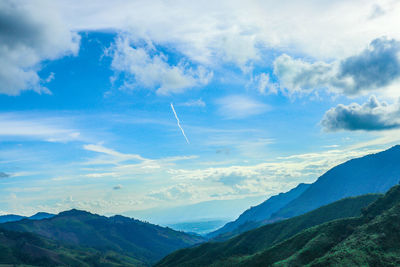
170,103,190,144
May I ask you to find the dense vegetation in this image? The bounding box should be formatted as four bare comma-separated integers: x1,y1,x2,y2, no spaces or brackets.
241,185,400,266
156,193,381,266
0,228,142,266
0,209,204,266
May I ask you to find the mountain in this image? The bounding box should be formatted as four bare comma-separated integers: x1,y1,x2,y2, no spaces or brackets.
209,145,400,240
0,228,141,266
207,183,310,239
0,214,25,223
167,220,227,236
0,212,54,224
156,192,381,266
236,184,400,266
29,212,54,220
270,145,400,221
0,209,204,266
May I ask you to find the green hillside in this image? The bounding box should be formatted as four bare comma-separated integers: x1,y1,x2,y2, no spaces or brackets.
0,228,141,266
240,185,400,266
156,193,380,266
0,209,204,266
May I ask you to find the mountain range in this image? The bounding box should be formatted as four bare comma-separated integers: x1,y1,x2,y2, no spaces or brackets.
0,209,203,266
208,145,400,240
156,192,382,266
2,145,400,266
0,212,54,223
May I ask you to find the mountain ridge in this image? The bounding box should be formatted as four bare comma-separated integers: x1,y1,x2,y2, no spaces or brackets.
0,208,204,266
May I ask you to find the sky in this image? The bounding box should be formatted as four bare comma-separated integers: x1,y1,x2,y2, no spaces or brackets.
1,0,400,221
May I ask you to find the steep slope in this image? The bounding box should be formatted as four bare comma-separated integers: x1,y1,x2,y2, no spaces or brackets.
208,183,310,239
0,209,204,266
156,193,380,267
270,145,400,221
240,184,400,267
0,228,141,266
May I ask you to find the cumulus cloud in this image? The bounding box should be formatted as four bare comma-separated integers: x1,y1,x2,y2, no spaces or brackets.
0,0,80,95
274,37,400,97
216,95,269,119
108,35,212,95
321,95,400,131
56,0,400,63
148,183,196,201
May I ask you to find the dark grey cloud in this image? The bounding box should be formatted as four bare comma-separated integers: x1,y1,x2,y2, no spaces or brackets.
321,96,400,131
113,185,122,190
274,37,400,96
339,38,400,95
0,172,10,179
0,0,80,95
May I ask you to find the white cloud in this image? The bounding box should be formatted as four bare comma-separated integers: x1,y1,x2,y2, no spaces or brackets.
148,183,198,201
216,95,269,119
179,99,206,107
168,145,381,197
108,35,212,95
0,113,82,142
0,0,80,95
252,73,278,94
83,144,145,161
55,0,400,63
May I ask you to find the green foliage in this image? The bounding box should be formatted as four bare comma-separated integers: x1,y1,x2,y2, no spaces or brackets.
158,185,400,267
156,193,380,266
0,210,204,266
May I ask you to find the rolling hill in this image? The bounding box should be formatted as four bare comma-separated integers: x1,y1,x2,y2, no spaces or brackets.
156,192,381,266
0,209,204,266
0,228,142,266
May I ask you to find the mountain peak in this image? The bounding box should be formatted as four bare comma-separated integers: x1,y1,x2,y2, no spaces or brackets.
57,209,94,217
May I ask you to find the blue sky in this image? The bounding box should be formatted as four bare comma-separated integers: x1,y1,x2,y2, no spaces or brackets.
1,0,400,222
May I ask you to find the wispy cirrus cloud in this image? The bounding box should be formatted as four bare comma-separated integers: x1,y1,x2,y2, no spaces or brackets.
0,113,82,142
179,99,206,107
216,95,269,119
